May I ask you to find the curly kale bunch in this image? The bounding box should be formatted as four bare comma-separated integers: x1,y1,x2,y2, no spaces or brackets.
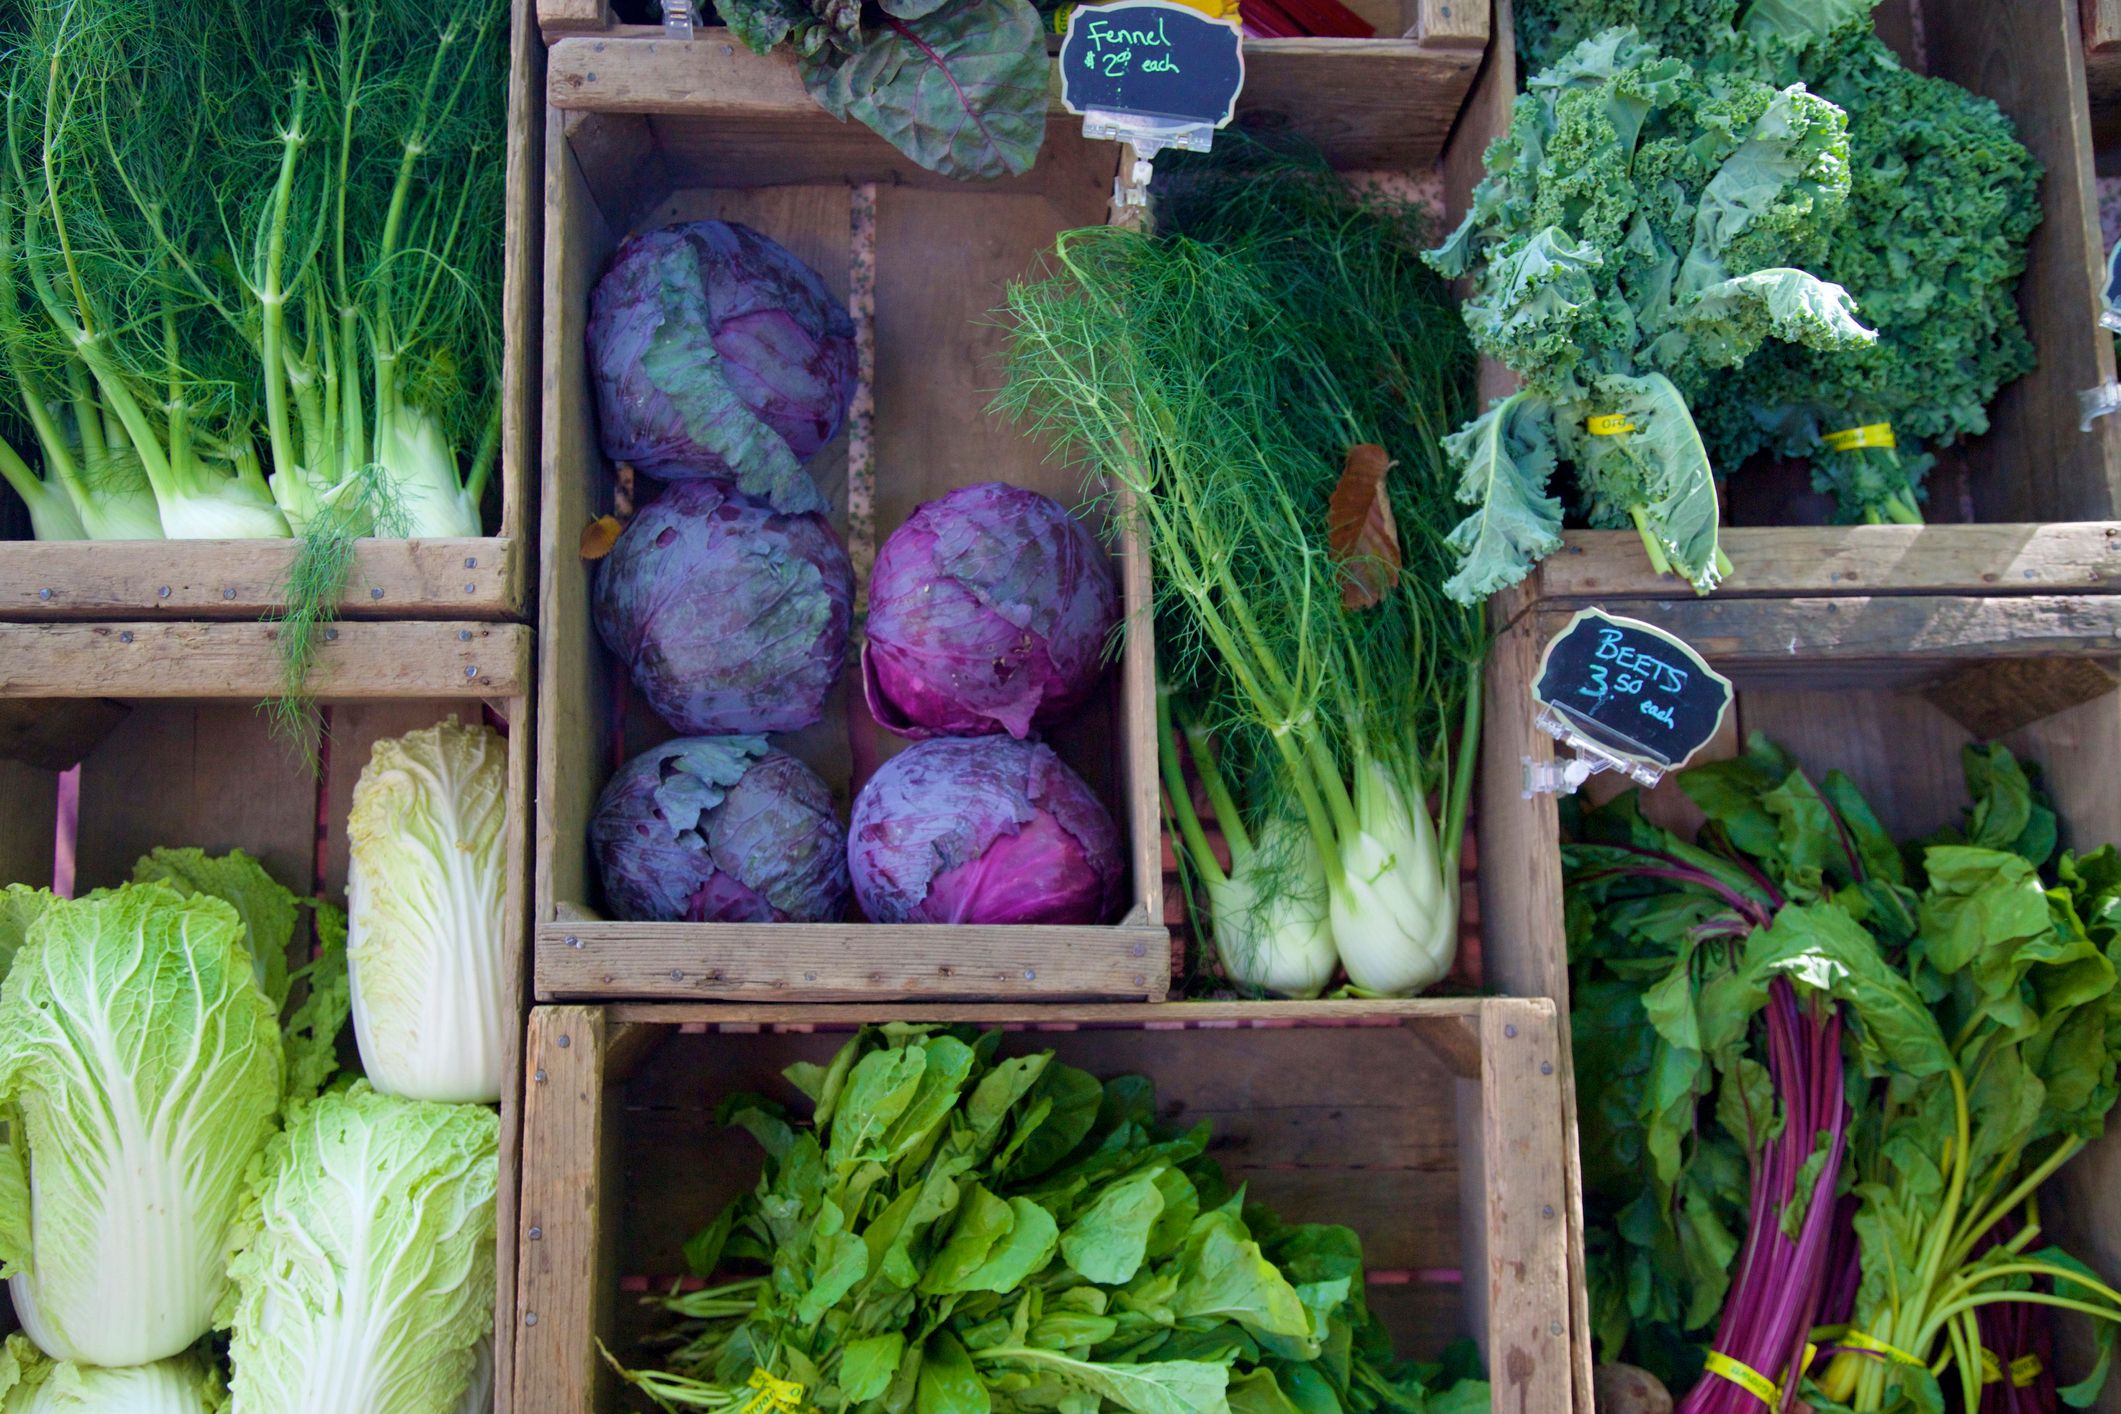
1515,0,2044,525
1424,27,1873,601
1698,34,2041,521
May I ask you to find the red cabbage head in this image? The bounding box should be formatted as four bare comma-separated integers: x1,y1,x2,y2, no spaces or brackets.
848,736,1124,925
592,736,850,923
862,482,1118,740
587,220,855,515
595,481,854,735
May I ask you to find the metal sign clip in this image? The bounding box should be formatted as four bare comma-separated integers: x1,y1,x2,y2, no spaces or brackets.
1521,703,1670,797
1080,113,1216,209
662,0,696,38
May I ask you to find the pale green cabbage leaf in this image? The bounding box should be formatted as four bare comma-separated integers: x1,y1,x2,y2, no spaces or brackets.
224,1082,498,1414
0,884,284,1367
347,717,509,1104
0,1332,225,1413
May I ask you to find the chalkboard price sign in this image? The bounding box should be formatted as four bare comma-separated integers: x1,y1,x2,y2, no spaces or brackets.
1059,0,1246,129
1533,610,1732,771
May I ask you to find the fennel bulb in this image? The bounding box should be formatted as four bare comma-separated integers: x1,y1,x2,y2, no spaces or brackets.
1204,817,1337,999
225,1083,498,1414
0,1334,223,1413
347,718,509,1103
66,447,164,540
1331,761,1458,995
377,407,484,538
0,885,283,1366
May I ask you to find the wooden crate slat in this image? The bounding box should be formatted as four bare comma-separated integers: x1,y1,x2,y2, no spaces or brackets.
0,622,529,699
536,920,1170,1001
513,1007,612,1414
0,538,519,621
543,28,1485,171
1497,523,2121,620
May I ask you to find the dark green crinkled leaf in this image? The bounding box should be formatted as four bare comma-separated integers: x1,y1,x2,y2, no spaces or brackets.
800,0,1047,181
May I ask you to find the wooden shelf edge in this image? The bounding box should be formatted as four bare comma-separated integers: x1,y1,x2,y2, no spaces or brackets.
0,621,533,699
0,536,526,621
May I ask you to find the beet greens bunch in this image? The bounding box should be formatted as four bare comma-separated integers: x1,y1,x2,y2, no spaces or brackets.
1568,737,2121,1412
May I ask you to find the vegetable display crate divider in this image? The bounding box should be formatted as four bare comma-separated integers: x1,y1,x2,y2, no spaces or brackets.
0,621,535,1414
0,0,546,626
534,1,1488,174
1443,0,2121,618
509,998,1573,1414
1479,591,2121,1407
537,91,1185,1001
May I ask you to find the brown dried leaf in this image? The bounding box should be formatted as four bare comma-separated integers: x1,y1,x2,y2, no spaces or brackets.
1327,443,1400,609
579,514,626,561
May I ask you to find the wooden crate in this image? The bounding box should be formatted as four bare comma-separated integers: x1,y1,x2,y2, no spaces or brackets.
0,0,544,624
1441,0,2121,613
0,622,534,1414
1479,592,2121,1400
535,83,1182,1002
534,4,1490,173
510,999,1574,1414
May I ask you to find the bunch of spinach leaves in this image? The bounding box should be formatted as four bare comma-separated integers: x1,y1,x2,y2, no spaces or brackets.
1567,737,2121,1411
611,1024,1490,1413
714,0,1048,179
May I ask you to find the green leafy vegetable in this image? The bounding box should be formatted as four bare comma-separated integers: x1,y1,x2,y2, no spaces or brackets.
224,1082,499,1414
1426,27,1874,595
715,0,1047,180
606,1025,1487,1413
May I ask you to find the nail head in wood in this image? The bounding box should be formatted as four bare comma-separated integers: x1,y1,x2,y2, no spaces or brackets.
534,1068,547,1083
557,1034,571,1049
157,586,171,598
529,1226,542,1240
119,631,132,643
1504,1024,1518,1038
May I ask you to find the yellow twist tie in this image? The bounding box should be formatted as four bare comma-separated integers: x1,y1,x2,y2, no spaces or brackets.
1822,422,1896,453
1702,1351,1782,1407
1587,413,1636,436
1831,1328,1925,1368
738,1369,808,1414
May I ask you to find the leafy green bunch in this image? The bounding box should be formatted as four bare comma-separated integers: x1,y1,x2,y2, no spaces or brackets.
1565,737,2121,1411
1426,27,1874,600
611,1025,1488,1414
714,0,1048,180
1514,0,2043,525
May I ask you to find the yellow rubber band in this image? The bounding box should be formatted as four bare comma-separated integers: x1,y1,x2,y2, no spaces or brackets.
1703,1351,1781,1406
1823,422,1896,452
1833,1328,1925,1367
1984,1351,2044,1387
739,1370,808,1413
1587,413,1636,436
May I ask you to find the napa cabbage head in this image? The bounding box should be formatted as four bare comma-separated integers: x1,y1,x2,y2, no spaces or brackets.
0,884,284,1367
346,717,509,1104
225,1083,498,1414
0,1333,226,1412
